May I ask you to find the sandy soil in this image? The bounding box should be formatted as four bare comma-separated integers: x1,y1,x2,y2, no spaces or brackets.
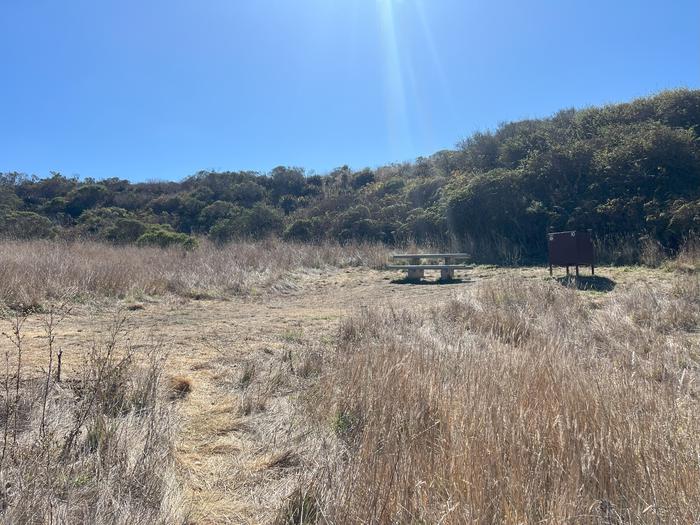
4,265,676,524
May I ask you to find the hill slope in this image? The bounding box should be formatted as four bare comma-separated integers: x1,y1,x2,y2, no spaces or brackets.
2,89,699,261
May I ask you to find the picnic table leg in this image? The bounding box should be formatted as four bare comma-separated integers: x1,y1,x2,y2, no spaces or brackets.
439,256,455,281
440,268,454,280
407,268,424,280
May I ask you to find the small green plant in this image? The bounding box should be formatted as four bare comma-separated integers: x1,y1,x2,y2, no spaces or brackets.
281,330,304,344
72,473,92,488
332,411,356,437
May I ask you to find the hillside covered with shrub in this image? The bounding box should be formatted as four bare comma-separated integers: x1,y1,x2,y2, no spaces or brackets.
1,89,698,262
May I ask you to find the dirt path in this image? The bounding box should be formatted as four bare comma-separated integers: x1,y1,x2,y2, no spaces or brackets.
9,268,475,523
6,265,669,523
161,268,485,523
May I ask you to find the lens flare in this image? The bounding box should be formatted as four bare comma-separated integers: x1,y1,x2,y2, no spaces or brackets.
377,0,412,155
415,0,454,110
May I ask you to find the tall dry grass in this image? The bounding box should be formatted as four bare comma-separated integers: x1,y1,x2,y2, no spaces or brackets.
0,239,388,309
299,273,700,524
0,309,185,524
665,237,700,273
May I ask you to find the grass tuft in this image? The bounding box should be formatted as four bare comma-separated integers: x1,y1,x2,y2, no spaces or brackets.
168,375,193,400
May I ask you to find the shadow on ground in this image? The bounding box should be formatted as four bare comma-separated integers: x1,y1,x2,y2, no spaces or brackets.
390,278,471,286
556,275,616,292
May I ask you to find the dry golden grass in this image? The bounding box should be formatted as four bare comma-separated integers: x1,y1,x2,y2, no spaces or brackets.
665,238,700,273
0,310,184,524
0,239,388,310
2,238,698,524
298,271,700,524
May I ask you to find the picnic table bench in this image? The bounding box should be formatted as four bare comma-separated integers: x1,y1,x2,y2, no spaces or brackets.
386,253,471,281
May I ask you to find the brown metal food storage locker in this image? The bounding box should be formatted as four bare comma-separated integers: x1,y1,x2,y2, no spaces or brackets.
547,230,595,276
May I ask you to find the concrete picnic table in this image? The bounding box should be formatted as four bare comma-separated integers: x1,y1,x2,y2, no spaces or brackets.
386,253,471,280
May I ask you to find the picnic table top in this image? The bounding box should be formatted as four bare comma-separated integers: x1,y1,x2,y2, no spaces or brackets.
390,253,470,259
386,264,471,270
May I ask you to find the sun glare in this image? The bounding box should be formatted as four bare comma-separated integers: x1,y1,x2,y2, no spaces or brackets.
377,0,411,153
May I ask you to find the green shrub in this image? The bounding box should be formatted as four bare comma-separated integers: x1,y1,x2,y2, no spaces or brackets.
199,201,241,231
283,218,321,242
209,216,246,244
136,227,197,250
0,211,56,239
246,204,284,236
65,184,109,217
209,204,284,243
106,218,147,244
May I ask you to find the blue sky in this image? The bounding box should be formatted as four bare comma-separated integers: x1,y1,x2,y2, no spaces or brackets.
1,0,698,182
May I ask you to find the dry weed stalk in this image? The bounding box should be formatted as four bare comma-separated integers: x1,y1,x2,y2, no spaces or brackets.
1,310,27,468
0,310,185,524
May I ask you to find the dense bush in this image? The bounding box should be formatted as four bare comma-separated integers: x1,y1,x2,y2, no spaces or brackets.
64,184,110,217
283,218,323,242
208,204,284,243
0,210,56,239
136,226,197,250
